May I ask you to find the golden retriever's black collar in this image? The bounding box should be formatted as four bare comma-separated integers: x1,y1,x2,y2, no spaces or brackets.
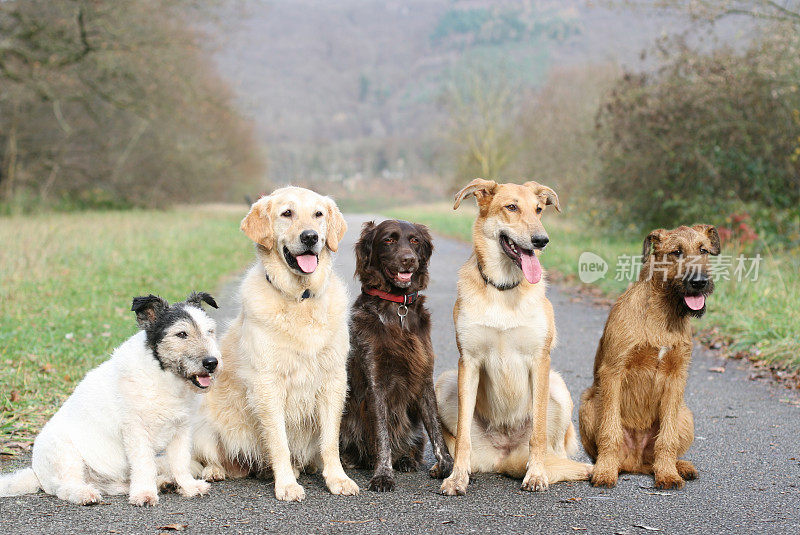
265,271,311,300
477,261,520,291
362,287,418,304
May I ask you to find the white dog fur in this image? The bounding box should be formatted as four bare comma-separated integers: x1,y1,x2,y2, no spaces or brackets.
0,293,221,506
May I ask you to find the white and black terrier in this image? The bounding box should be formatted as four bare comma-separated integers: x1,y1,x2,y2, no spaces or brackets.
0,292,221,506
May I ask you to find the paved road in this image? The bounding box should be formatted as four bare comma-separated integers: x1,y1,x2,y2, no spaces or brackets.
2,214,799,534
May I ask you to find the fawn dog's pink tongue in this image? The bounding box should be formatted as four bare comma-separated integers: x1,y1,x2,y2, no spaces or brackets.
684,294,706,310
519,250,542,284
296,254,318,273
196,375,212,388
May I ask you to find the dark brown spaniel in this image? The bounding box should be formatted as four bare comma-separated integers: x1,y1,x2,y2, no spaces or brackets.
340,219,453,491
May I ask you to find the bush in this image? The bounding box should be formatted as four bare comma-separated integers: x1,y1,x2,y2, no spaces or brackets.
0,1,265,211
595,31,800,237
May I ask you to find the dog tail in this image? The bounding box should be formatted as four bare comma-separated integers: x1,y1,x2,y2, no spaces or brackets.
564,422,578,457
544,454,592,484
0,467,41,497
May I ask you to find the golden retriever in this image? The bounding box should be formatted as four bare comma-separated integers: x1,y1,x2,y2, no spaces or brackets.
191,186,359,502
437,178,592,496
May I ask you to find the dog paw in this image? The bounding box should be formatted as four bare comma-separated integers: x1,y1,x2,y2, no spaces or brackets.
428,456,454,479
275,482,305,502
67,485,102,506
201,464,226,482
590,467,619,488
327,476,359,496
368,473,395,492
178,479,211,498
676,460,698,481
395,456,419,473
521,465,549,492
129,488,159,507
440,473,468,496
654,470,685,490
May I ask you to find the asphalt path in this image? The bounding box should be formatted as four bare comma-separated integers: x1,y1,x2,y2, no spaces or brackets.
1,213,798,534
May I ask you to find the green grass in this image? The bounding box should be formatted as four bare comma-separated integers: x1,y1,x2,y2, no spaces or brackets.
0,205,253,449
386,203,800,369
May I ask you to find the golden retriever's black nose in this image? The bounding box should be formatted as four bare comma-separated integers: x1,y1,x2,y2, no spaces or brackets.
531,235,549,249
300,230,319,247
202,357,218,372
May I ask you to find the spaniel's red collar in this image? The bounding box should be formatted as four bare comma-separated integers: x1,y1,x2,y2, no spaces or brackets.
362,287,418,305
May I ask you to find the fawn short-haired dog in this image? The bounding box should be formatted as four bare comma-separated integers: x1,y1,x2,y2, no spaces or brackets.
340,220,453,492
579,224,720,489
0,293,221,506
437,178,592,496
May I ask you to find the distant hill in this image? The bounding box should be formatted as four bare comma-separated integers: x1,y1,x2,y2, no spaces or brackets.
210,0,726,188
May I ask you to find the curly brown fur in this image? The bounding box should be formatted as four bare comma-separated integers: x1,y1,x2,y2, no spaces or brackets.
340,220,453,492
579,224,720,490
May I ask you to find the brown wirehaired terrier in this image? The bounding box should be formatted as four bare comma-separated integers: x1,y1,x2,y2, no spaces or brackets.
579,224,720,489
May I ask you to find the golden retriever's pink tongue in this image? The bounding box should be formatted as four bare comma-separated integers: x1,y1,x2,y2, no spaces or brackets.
684,294,705,310
520,251,542,284
197,375,212,387
296,254,318,273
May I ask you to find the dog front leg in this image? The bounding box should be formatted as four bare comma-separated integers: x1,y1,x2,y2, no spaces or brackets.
591,368,625,488
250,386,304,502
420,376,453,479
522,352,551,492
166,424,211,498
122,424,160,506
440,356,479,496
316,368,359,496
363,358,396,492
653,354,690,490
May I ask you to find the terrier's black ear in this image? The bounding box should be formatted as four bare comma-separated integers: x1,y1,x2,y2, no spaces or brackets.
131,295,169,330
186,291,218,309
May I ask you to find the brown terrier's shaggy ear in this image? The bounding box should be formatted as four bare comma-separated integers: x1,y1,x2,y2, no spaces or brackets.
453,178,498,210
523,181,561,213
186,292,218,309
325,197,347,252
641,228,667,263
240,197,274,249
692,224,721,256
131,295,169,330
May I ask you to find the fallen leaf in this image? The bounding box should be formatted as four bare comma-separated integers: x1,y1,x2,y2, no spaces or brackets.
40,363,54,373
571,528,587,531
157,524,188,531
708,367,725,373
634,525,661,531
9,391,19,402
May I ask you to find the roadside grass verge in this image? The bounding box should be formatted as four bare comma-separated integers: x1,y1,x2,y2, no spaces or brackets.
386,203,800,370
0,206,252,450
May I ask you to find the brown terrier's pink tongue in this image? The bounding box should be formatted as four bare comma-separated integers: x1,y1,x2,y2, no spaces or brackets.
397,272,413,282
684,294,705,310
519,250,542,284
296,254,318,273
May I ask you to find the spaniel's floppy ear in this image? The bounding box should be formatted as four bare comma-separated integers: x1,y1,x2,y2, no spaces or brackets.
453,178,498,210
692,224,721,256
240,196,274,249
185,291,218,310
641,228,667,263
414,223,434,264
131,294,169,331
325,197,347,252
354,221,378,275
523,181,561,213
